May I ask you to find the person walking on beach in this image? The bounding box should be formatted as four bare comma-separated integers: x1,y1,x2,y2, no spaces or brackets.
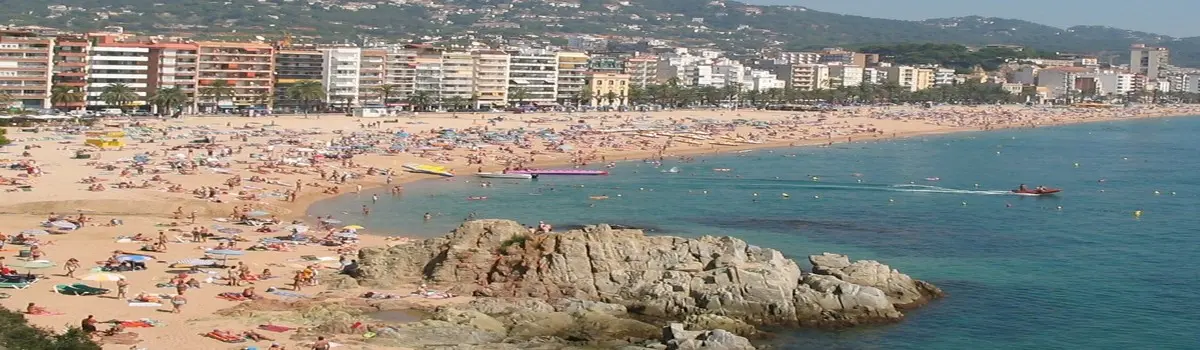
64,258,80,278
312,336,330,350
292,271,305,291
116,277,129,300
170,293,186,313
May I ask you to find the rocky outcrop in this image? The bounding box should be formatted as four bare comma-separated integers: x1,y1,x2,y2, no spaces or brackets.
356,220,943,328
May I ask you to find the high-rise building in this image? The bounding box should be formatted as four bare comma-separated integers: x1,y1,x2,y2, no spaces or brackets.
274,49,323,112
441,51,475,106
933,68,956,86
0,29,55,109
196,41,275,111
775,64,830,91
556,51,589,104
1130,44,1170,79
86,37,151,110
775,51,821,65
472,50,509,108
51,34,90,111
623,56,656,87
507,49,558,106
321,47,362,107
359,49,386,105
886,66,935,91
146,42,199,114
584,72,630,106
587,53,625,74
411,45,444,107
828,65,864,87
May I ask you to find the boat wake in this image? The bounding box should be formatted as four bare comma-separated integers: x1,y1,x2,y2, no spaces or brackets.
678,177,1012,196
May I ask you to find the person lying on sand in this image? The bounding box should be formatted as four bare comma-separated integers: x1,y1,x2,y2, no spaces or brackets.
26,302,61,315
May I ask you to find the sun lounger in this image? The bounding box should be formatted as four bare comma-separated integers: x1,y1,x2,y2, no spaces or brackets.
0,281,31,289
55,283,109,296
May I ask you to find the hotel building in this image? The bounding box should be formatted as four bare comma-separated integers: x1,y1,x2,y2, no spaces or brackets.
555,51,589,104
775,63,830,91
146,42,199,114
441,51,475,105
273,49,323,111
472,50,510,108
0,29,55,109
86,36,151,109
358,49,387,105
196,41,275,110
51,34,90,110
321,47,362,107
623,55,657,87
507,48,558,106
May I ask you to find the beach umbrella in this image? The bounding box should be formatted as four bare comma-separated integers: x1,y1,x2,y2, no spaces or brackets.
246,210,271,217
80,272,124,287
116,255,153,263
48,221,77,230
19,229,49,236
341,225,364,231
11,260,55,274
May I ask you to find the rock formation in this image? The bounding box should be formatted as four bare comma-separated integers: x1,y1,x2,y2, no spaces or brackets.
356,219,943,328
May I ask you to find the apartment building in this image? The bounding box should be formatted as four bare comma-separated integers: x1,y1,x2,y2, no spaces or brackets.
441,51,475,105
472,50,509,108
507,49,557,105
818,49,876,67
775,63,830,91
775,51,821,65
586,53,625,74
1130,44,1170,79
146,42,199,114
886,66,934,91
746,69,784,92
1184,74,1200,94
555,51,589,104
359,49,386,105
828,65,863,87
623,55,656,87
411,45,444,104
0,29,54,109
584,72,630,106
274,49,323,111
86,38,151,109
711,59,746,89
196,41,275,110
1036,67,1092,99
51,35,90,110
321,47,362,107
933,68,956,86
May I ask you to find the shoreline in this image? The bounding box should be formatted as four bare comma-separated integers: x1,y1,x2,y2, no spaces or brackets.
303,110,1199,239
0,105,1196,349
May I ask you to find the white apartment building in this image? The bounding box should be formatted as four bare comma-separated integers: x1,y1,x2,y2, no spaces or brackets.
933,68,956,86
507,49,557,105
624,56,657,87
655,53,708,84
828,65,863,87
746,69,784,91
1183,75,1200,93
321,47,362,106
775,63,830,91
147,43,199,114
711,60,746,88
358,49,386,105
441,51,475,103
775,51,821,65
1116,73,1136,95
863,67,886,85
472,50,509,108
86,45,151,108
384,46,417,100
556,51,588,104
886,66,934,92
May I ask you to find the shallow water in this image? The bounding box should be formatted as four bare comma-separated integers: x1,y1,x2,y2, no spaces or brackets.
312,115,1200,349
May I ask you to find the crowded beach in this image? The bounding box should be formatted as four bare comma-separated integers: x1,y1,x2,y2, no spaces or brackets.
0,104,1197,349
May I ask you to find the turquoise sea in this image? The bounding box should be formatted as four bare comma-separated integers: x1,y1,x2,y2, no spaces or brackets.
311,116,1200,349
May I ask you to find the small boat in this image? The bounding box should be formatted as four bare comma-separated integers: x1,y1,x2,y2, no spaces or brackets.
467,196,488,200
925,177,940,181
589,195,609,200
1012,188,1062,196
403,163,454,177
506,169,608,176
477,172,533,179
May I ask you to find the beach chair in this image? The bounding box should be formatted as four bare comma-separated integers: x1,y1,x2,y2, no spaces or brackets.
0,281,31,289
54,283,109,296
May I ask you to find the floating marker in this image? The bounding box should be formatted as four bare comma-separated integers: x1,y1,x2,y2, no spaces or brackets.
782,193,790,198
1074,163,1080,168
888,198,895,202
961,202,968,206
1056,206,1063,210
1134,210,1143,217
813,195,820,199
1154,191,1161,195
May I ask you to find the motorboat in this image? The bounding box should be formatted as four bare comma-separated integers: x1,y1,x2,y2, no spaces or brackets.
477,172,534,179
1011,187,1061,196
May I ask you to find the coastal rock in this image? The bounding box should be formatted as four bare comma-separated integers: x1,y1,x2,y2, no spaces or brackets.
682,314,758,337
319,273,360,290
663,323,755,350
809,252,945,308
355,220,942,328
431,307,508,334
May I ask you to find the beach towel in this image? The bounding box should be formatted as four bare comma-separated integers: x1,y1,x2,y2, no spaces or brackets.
257,324,293,332
127,302,162,307
204,331,244,343
120,320,156,328
269,290,308,299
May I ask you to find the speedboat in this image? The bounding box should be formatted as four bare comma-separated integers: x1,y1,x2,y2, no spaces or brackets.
477,172,533,179
1011,187,1062,196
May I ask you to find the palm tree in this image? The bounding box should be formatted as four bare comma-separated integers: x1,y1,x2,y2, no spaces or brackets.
0,92,13,110
148,87,188,116
627,85,646,106
199,80,235,112
50,85,84,111
575,87,594,107
253,89,274,109
376,84,398,107
509,88,529,107
407,90,435,111
100,83,138,112
285,80,325,117
445,96,466,111
603,91,619,107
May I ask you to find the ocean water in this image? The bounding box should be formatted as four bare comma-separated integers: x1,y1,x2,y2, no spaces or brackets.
310,116,1200,349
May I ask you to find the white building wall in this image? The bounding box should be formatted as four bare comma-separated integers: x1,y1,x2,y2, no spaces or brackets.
321,47,362,105
86,46,150,107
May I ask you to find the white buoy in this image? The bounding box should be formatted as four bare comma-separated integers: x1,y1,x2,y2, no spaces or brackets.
1074,162,1080,168
1057,206,1063,210
961,201,967,206
1171,192,1177,195
753,193,758,197
888,198,894,202
782,193,790,198
702,190,708,194
813,195,820,199
1154,191,1161,195
639,187,644,191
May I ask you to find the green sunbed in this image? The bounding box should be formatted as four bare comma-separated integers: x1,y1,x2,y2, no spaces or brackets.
0,282,31,289
54,283,109,296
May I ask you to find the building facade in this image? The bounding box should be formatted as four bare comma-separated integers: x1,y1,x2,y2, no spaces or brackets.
86,40,151,110
274,49,323,111
828,65,863,87
556,51,589,105
146,42,199,114
623,55,656,87
0,29,55,109
196,41,275,110
441,51,475,107
321,47,362,107
775,63,830,91
584,72,629,106
1130,44,1169,79
507,49,557,105
51,34,90,110
472,50,509,108
359,49,386,105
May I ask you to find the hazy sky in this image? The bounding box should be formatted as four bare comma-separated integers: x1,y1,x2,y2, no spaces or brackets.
746,0,1198,37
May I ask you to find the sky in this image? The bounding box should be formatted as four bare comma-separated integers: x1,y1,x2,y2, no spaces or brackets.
746,0,1199,37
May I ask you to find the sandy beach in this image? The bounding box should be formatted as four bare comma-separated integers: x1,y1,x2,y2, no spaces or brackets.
0,104,1197,349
